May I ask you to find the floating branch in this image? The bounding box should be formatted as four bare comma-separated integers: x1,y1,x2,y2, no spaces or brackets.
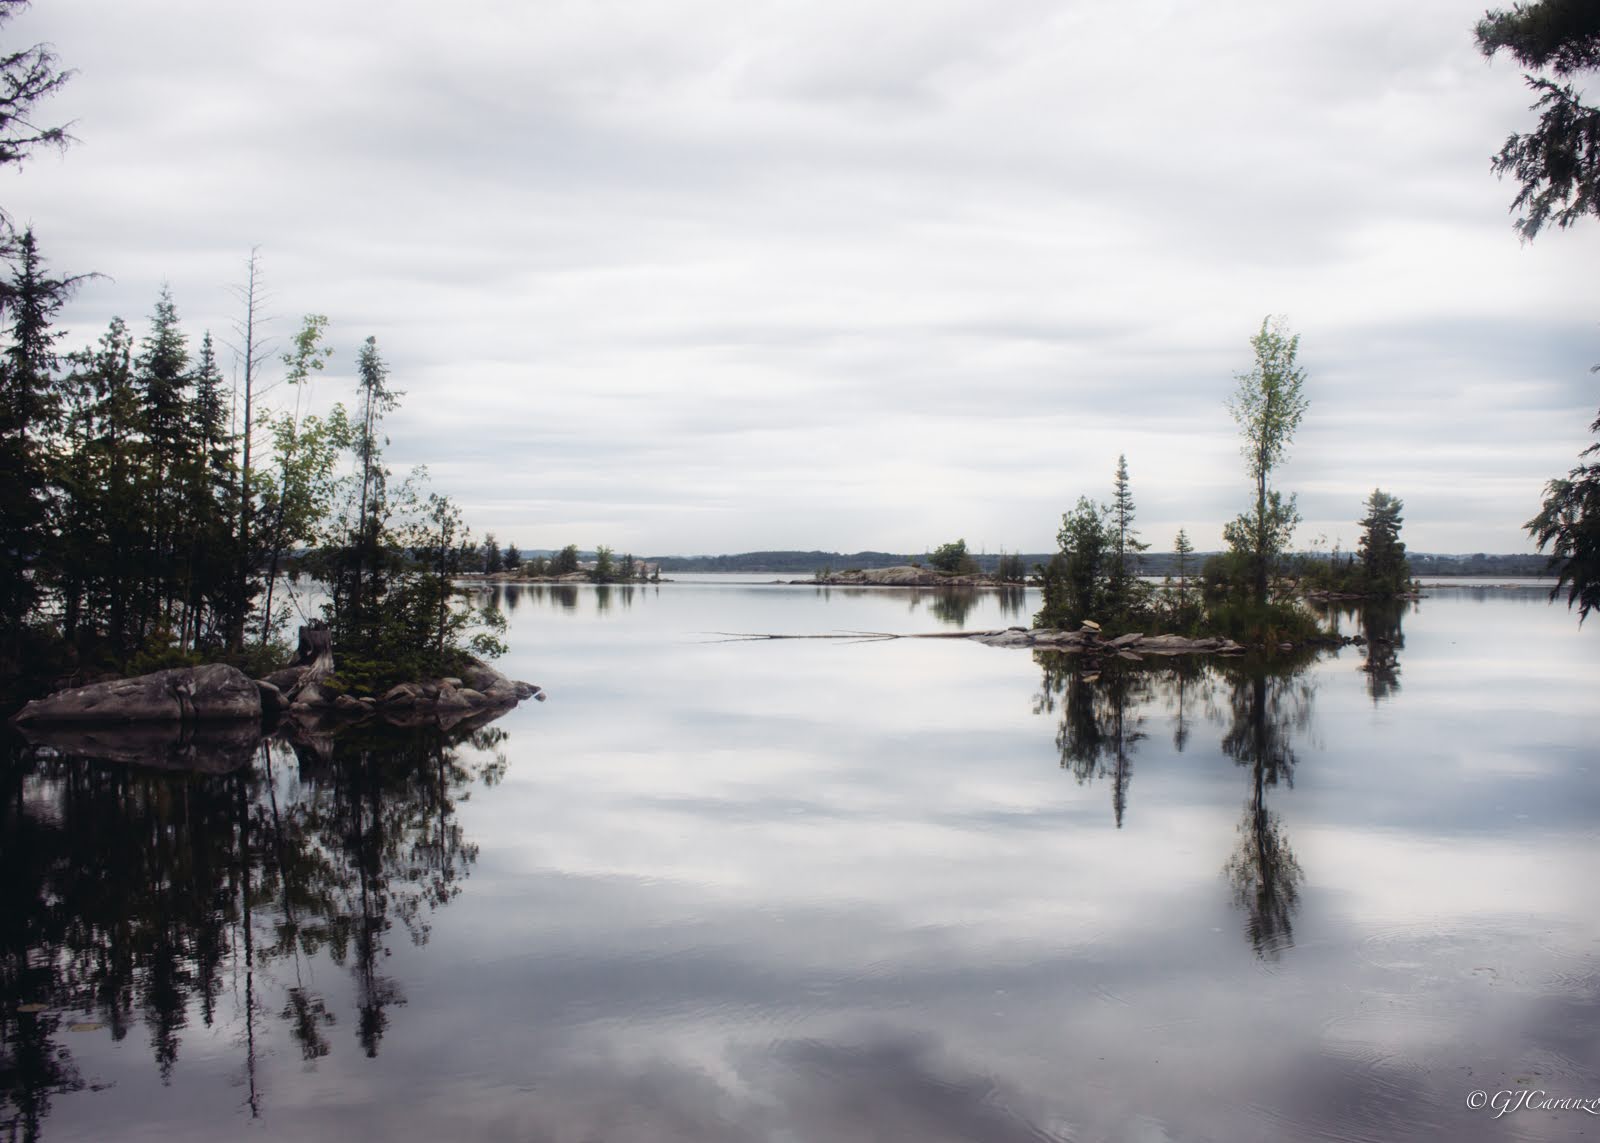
704,629,1002,643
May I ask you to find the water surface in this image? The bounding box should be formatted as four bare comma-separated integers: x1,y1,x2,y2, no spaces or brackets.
3,580,1597,1142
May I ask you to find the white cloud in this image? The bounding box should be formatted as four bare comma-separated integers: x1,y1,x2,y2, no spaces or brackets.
6,0,1596,555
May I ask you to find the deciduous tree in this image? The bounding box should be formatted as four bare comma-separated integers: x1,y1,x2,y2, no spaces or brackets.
1224,317,1308,605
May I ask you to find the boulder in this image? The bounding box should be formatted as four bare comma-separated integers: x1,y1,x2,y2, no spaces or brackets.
12,664,262,724
1107,632,1144,648
380,682,427,707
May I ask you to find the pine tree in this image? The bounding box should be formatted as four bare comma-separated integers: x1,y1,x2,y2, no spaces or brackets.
1106,454,1150,619
1357,490,1408,595
0,229,72,654
1173,529,1195,593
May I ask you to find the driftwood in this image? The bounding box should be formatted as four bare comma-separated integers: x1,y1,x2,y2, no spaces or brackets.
707,630,998,643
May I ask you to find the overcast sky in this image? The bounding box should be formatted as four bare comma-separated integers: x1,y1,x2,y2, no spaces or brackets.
7,0,1597,555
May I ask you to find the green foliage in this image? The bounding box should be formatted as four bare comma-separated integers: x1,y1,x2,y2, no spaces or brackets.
1203,598,1321,645
504,542,521,569
1357,489,1409,594
1227,316,1308,605
552,544,580,575
591,544,615,583
1107,454,1152,619
483,532,503,573
1476,0,1600,238
1526,405,1600,623
1035,497,1110,629
995,550,1026,583
928,538,978,575
300,332,509,692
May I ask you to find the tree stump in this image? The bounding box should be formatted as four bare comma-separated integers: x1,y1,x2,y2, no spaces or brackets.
295,622,335,686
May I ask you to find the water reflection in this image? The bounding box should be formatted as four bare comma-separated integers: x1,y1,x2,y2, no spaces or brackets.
1357,601,1406,703
1033,657,1149,827
1218,663,1315,960
0,719,507,1137
1309,599,1410,704
1033,651,1320,957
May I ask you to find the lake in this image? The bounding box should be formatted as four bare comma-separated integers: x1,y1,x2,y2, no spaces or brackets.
3,578,1597,1142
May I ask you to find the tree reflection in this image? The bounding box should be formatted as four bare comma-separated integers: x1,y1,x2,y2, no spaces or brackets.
1032,649,1321,960
1218,662,1315,960
0,717,509,1134
929,590,978,628
1357,601,1406,704
1033,655,1149,828
995,586,1028,621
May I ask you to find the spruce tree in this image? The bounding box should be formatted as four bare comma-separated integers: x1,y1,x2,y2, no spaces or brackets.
1106,454,1149,619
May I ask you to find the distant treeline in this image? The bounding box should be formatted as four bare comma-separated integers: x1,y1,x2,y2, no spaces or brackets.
628,549,1553,577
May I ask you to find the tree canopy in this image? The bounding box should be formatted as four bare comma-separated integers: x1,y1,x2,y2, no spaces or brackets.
1477,0,1600,238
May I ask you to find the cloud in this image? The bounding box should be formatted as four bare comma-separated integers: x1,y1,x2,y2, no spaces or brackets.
6,0,1597,554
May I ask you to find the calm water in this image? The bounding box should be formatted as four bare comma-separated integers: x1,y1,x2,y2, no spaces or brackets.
3,579,1597,1142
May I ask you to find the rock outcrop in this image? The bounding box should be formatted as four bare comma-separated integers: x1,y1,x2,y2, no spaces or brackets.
281,657,542,727
795,565,1008,587
12,664,263,724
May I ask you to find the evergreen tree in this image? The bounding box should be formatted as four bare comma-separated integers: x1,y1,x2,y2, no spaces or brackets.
552,544,579,575
591,545,614,583
1356,489,1408,595
1173,529,1195,593
1526,407,1600,623
1476,0,1600,239
1106,454,1150,619
132,286,191,639
482,533,502,574
504,542,521,570
0,229,74,656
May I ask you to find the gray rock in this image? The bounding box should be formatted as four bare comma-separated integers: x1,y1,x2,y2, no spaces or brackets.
255,679,287,715
13,664,262,724
260,665,308,694
380,683,427,707
1107,632,1144,648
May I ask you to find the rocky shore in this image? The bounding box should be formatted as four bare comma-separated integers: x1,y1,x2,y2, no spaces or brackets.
10,656,541,732
794,565,1013,588
969,625,1372,657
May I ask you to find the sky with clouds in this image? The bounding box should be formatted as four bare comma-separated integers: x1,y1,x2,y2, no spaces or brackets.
6,0,1597,556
